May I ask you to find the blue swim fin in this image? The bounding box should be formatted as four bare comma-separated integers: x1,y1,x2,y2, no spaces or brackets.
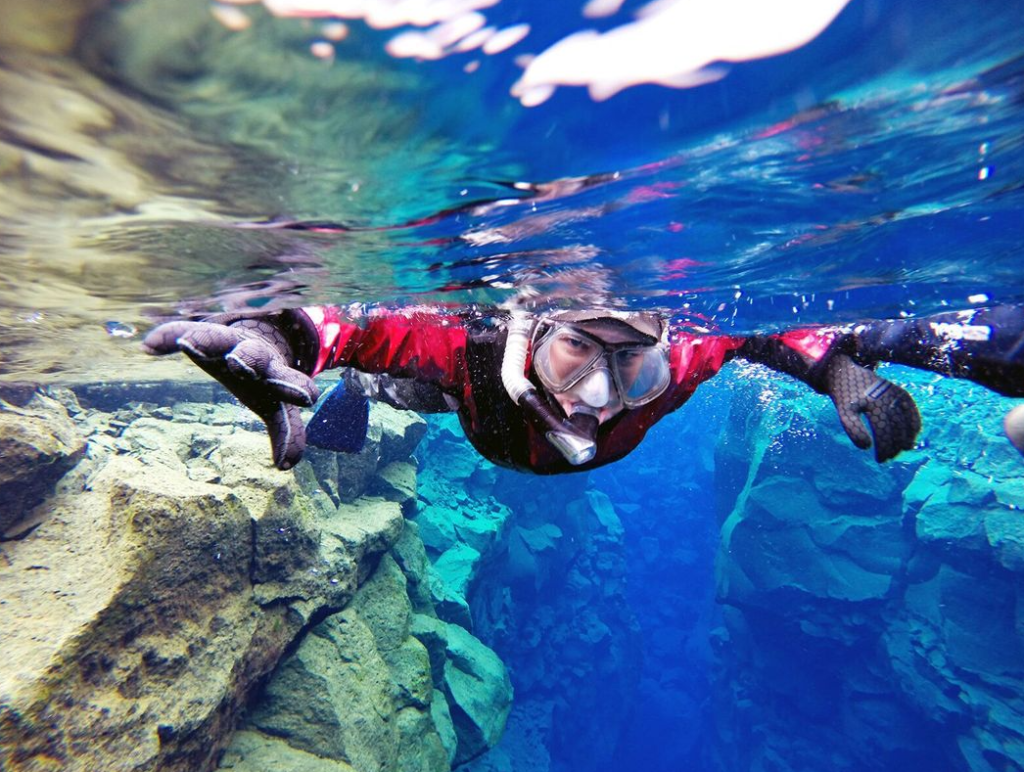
306,380,369,453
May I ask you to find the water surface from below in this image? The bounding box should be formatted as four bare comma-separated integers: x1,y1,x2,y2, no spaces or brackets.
2,0,1023,383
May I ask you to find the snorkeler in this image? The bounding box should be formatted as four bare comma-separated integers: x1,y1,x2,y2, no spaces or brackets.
142,305,1024,473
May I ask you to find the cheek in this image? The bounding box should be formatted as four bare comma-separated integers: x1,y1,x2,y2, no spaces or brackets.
551,356,580,381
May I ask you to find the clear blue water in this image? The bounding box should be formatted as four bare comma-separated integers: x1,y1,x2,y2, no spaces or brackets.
3,1,1024,770
50,0,1024,336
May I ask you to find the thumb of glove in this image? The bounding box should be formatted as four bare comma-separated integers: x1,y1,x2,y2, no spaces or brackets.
262,402,307,470
824,354,921,462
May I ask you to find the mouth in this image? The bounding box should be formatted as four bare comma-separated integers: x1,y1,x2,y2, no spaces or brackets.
553,393,624,425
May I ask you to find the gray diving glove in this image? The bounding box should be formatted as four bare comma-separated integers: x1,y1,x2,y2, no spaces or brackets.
142,312,320,470
820,353,921,462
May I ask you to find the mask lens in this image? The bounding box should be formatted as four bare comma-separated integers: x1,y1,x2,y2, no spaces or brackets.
612,347,670,406
534,328,604,391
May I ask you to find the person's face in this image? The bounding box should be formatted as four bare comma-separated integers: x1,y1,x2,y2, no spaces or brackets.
542,329,649,424
545,330,603,382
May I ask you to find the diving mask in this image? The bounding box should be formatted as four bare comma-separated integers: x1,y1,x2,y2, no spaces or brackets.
531,322,671,408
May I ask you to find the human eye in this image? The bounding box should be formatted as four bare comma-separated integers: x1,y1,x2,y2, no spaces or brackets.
554,334,597,362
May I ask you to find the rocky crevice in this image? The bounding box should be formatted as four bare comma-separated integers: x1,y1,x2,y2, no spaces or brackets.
710,371,1024,772
0,385,511,772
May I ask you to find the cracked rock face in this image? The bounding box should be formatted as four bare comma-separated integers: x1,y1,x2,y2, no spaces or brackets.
0,393,86,537
0,390,428,772
228,522,513,772
710,374,1024,772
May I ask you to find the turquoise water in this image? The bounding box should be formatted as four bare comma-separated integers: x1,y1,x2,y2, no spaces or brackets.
2,0,1024,771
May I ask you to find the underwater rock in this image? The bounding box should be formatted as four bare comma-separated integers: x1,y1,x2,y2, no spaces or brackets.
0,393,86,536
505,523,563,589
0,451,262,772
391,520,436,615
243,603,422,770
411,613,451,685
429,544,481,629
452,452,641,772
219,731,357,772
414,418,513,630
376,404,430,465
234,546,508,771
372,460,419,511
442,624,514,766
710,375,1024,772
0,395,416,772
430,690,460,766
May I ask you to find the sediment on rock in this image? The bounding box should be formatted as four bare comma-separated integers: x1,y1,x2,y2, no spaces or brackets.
0,385,506,772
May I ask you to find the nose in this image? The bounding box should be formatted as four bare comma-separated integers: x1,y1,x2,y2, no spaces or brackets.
574,368,612,408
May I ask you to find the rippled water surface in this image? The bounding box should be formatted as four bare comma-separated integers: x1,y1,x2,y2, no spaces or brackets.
1,0,1023,382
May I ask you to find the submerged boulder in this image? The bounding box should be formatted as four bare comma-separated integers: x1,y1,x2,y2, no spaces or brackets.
0,395,422,772
234,541,510,771
219,731,357,772
442,623,514,766
0,393,86,536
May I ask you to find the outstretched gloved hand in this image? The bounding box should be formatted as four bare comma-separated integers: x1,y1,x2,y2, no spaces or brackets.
821,354,921,462
142,313,320,470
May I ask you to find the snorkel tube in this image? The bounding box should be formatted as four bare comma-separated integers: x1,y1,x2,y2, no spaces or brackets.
501,313,598,466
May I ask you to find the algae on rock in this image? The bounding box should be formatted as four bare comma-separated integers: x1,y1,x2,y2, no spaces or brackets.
0,390,442,772
232,523,512,772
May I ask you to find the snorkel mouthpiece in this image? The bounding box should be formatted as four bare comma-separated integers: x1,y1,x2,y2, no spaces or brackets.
501,313,598,466
522,393,599,466
549,409,599,465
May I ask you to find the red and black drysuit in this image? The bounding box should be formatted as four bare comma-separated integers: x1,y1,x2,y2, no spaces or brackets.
143,304,1023,472
283,305,1022,474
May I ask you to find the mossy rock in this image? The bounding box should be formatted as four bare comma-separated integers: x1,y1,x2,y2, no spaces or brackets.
442,623,513,765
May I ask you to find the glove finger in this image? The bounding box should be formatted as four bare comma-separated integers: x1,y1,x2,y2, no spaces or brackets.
835,397,874,450
262,402,307,470
143,321,245,361
225,338,319,406
141,321,208,355
224,337,279,380
265,358,321,407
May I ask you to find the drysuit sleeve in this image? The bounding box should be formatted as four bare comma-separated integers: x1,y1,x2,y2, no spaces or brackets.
141,306,469,471
297,306,470,392
733,329,838,388
832,305,1024,397
734,329,922,463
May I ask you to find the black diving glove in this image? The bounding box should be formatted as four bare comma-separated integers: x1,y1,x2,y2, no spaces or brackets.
142,312,320,470
820,353,921,462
